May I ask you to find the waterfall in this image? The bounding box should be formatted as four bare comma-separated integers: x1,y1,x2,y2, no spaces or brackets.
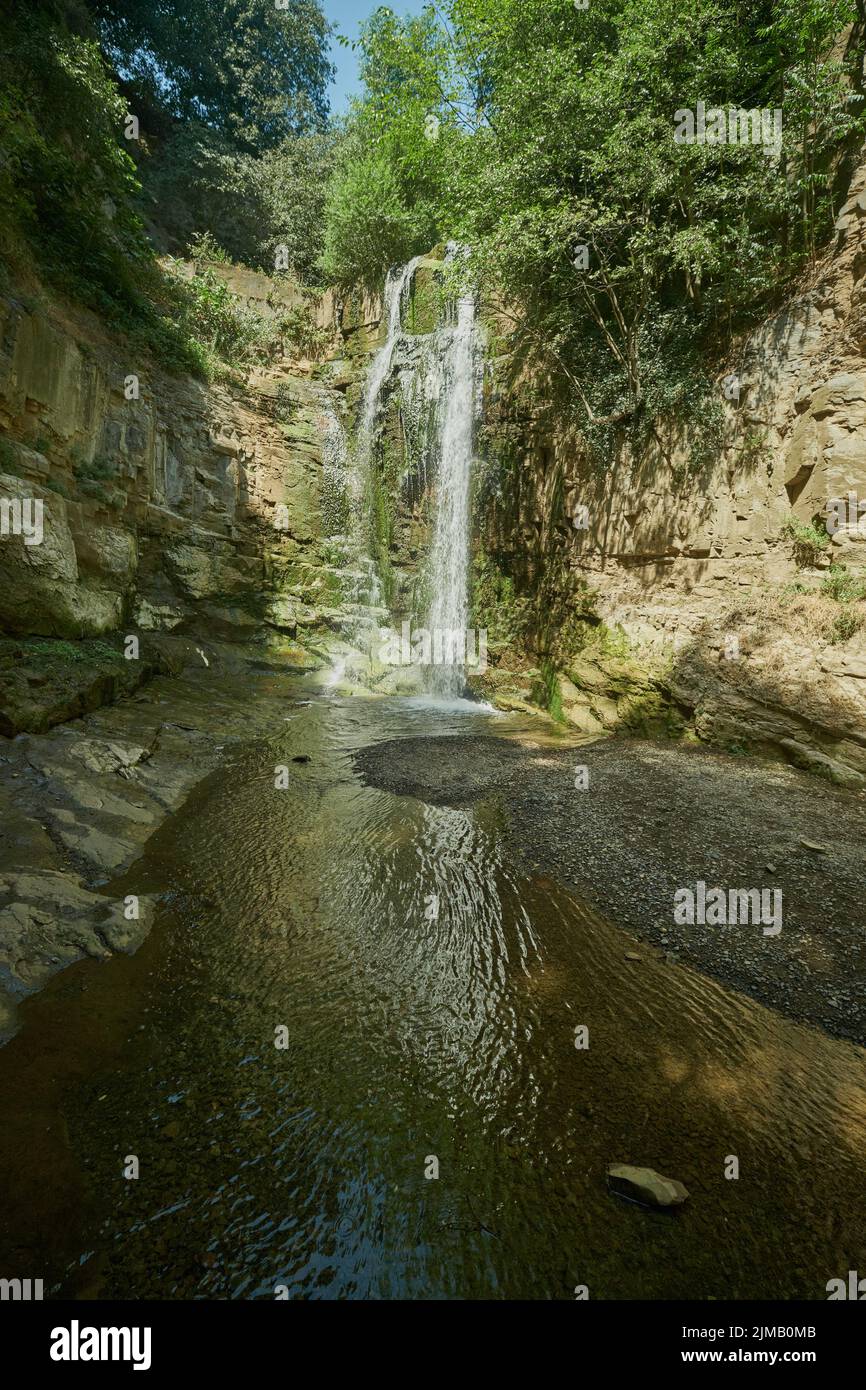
319,262,421,689
344,257,422,613
339,249,481,698
356,258,423,493
424,290,480,697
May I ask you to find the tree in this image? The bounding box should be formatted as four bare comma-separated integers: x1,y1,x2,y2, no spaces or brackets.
141,124,336,279
323,0,864,456
88,0,334,151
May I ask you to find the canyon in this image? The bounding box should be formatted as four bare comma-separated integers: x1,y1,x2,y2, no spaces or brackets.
1,132,866,1304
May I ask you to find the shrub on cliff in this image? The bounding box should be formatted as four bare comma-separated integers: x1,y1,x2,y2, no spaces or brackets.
0,0,335,372
0,6,150,320
141,124,336,283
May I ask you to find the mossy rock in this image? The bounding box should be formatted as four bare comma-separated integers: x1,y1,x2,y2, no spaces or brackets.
0,636,157,736
402,260,443,336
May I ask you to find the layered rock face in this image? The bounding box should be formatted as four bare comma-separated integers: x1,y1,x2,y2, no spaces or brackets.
478,149,866,784
4,197,866,780
0,263,361,730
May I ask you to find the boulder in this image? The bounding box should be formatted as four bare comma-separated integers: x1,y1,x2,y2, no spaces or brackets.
607,1164,689,1208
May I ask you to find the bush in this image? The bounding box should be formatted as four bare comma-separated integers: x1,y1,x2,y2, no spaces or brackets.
821,564,866,603
321,136,439,290
140,125,337,283
783,515,831,567
830,610,863,643
0,10,150,320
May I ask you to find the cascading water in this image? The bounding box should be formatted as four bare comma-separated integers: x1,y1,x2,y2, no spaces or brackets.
352,258,423,615
356,257,423,511
342,249,481,698
320,261,421,689
423,290,480,697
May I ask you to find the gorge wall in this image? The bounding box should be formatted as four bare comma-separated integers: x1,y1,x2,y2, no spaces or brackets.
4,163,866,786
0,262,364,733
470,147,866,786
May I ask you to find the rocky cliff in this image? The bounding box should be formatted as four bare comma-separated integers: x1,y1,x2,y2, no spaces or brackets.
472,146,866,786
0,261,364,733
4,167,866,784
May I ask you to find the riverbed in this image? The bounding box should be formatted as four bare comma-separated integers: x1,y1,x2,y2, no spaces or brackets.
0,684,864,1300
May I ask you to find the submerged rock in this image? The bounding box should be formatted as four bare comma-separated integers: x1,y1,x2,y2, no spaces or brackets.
607,1163,689,1208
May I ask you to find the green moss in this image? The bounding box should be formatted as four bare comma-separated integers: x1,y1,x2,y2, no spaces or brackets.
530,657,565,723
403,264,442,335
471,549,530,649
594,622,632,660
43,477,72,499
1,636,125,671
0,438,24,476
274,383,297,425
370,471,395,606
618,688,687,739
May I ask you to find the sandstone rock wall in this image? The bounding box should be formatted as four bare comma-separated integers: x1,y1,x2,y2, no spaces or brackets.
478,145,866,783
0,271,349,659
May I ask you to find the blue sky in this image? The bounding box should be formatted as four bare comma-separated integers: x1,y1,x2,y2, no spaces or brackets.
323,1,429,113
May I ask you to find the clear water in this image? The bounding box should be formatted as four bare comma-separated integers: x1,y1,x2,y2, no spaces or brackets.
0,682,864,1301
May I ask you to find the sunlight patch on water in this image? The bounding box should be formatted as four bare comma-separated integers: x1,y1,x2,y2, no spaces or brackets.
398,694,498,715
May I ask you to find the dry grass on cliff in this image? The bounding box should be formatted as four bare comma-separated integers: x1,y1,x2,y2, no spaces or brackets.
722,583,865,650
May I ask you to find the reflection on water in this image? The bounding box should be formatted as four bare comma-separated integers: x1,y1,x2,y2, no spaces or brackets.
0,688,864,1300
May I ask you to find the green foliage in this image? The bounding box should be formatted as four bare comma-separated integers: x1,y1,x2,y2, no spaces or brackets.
141,126,337,280
42,476,73,499
323,0,864,456
0,7,153,321
15,637,123,667
186,231,231,264
321,131,439,291
821,563,866,602
321,7,450,288
0,438,22,476
368,463,396,608
89,0,333,152
161,262,274,367
73,454,114,482
0,0,334,380
783,513,831,566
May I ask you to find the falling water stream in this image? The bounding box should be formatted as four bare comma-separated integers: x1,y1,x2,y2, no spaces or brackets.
351,258,422,616
424,290,480,697
337,250,482,696
321,258,422,688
